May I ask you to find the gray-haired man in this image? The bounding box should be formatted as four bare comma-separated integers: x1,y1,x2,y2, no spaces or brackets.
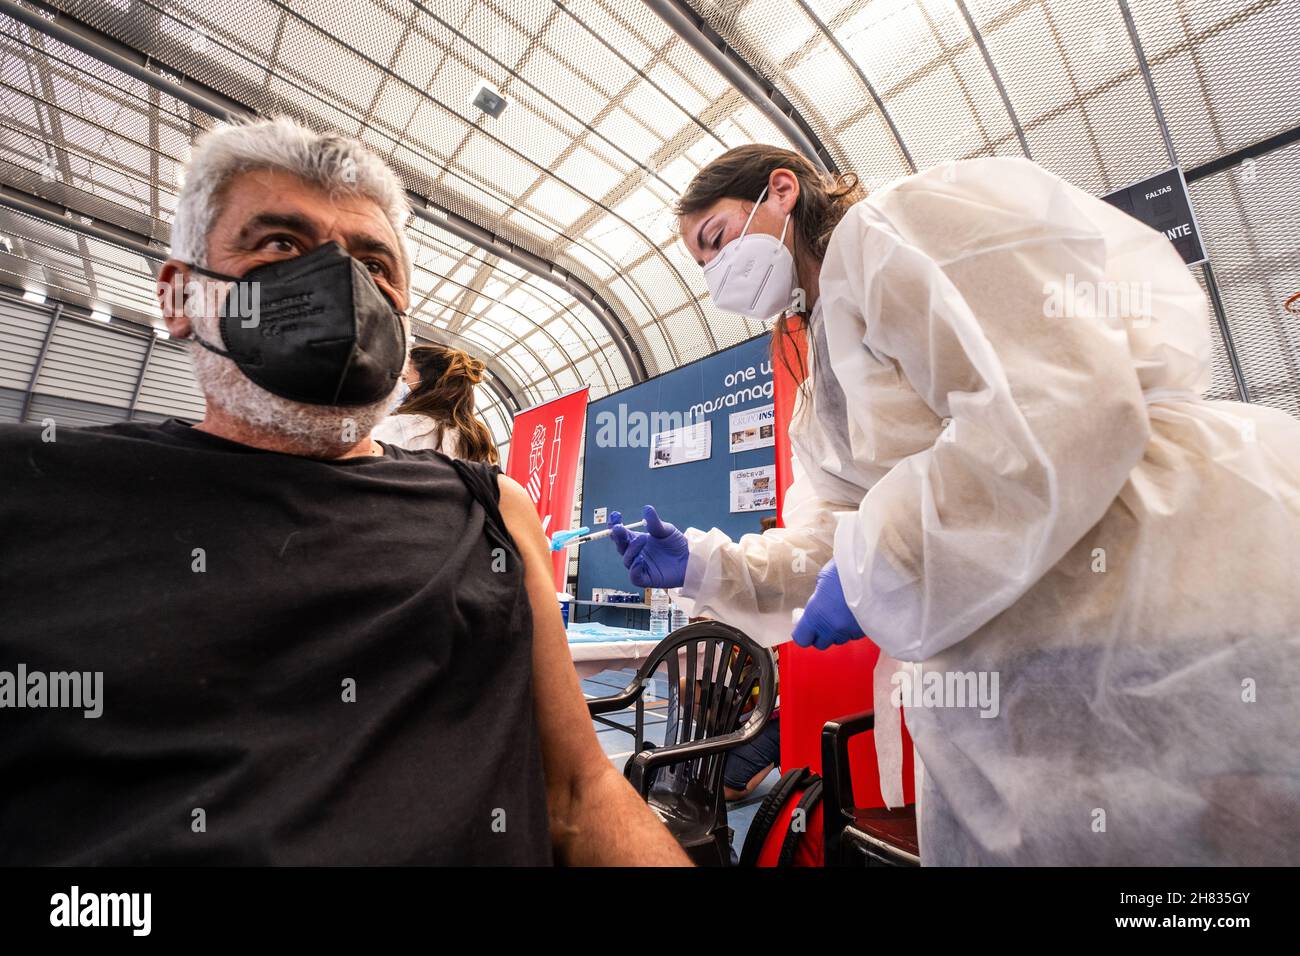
0,117,687,866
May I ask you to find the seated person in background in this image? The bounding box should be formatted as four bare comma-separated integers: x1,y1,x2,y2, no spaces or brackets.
722,645,780,802
723,716,780,802
373,344,499,462
0,116,686,866
675,631,780,803
728,513,779,802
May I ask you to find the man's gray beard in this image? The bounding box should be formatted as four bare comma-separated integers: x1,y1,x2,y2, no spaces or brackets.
187,309,396,457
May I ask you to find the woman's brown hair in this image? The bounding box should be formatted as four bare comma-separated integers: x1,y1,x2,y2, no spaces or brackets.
395,344,499,465
674,144,864,390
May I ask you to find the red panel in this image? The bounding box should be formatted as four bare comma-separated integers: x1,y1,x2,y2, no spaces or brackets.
771,318,805,512
504,388,589,589
779,642,914,808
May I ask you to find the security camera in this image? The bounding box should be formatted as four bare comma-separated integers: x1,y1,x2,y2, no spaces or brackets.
471,83,507,118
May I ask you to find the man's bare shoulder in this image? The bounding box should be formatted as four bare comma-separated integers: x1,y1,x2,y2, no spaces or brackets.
495,475,549,553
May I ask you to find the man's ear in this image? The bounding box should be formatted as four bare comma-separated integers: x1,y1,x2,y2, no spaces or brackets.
156,259,193,339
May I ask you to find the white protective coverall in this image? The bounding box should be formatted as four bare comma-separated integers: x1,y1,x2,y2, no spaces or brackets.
673,157,1300,865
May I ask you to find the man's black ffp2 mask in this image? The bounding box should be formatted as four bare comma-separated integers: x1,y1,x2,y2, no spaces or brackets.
187,241,405,406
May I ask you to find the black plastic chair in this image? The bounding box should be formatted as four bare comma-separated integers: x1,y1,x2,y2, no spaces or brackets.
586,621,776,866
821,709,920,867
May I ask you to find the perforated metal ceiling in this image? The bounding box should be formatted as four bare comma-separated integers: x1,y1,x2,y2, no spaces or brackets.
1,0,1297,442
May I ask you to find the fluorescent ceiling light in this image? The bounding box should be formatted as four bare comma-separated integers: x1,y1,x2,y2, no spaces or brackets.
91,308,111,323
154,327,170,339
22,288,46,304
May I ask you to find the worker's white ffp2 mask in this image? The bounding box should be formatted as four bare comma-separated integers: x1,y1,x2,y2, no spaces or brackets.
702,185,796,320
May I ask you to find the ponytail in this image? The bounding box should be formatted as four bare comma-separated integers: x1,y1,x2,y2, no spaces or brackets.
396,344,500,465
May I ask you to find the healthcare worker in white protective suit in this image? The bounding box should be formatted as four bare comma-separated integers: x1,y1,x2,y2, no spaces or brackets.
608,144,1300,865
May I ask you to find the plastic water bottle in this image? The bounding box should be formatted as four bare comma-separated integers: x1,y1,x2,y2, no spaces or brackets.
650,588,670,637
670,603,688,632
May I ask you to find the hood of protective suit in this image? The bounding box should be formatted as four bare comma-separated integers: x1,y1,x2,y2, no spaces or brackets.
795,156,1214,514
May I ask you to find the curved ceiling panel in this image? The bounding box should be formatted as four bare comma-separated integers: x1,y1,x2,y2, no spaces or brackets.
685,0,1300,416
33,0,804,382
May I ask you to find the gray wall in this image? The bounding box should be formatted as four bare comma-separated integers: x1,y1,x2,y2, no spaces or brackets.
0,287,205,428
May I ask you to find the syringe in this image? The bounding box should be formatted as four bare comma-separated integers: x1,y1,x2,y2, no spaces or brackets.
549,520,646,551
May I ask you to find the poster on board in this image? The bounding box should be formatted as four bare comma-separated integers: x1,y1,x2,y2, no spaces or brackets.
730,465,776,512
649,420,711,468
729,404,776,452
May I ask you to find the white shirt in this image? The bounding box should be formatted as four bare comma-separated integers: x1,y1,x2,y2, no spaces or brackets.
372,413,462,457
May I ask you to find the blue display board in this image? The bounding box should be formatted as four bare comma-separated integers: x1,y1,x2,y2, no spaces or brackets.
576,335,776,602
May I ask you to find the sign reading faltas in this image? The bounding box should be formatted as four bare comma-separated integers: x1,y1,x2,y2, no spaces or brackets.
1101,166,1207,266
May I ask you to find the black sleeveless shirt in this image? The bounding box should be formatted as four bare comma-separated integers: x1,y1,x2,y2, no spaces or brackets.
0,419,552,865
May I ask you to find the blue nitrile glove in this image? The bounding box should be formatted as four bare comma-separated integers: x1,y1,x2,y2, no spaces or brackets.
792,559,864,650
609,505,690,589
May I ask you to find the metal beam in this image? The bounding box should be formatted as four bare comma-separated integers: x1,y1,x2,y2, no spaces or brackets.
3,0,648,382
793,0,916,174
1117,0,1177,165
479,365,520,415
2,0,246,120
1200,261,1252,403
644,0,837,174
446,260,495,336
955,0,1031,158
126,328,158,420
1117,0,1250,403
0,183,165,261
1185,123,1300,183
409,0,679,199
19,301,61,424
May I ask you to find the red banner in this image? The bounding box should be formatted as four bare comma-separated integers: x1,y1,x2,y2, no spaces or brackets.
504,387,589,590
